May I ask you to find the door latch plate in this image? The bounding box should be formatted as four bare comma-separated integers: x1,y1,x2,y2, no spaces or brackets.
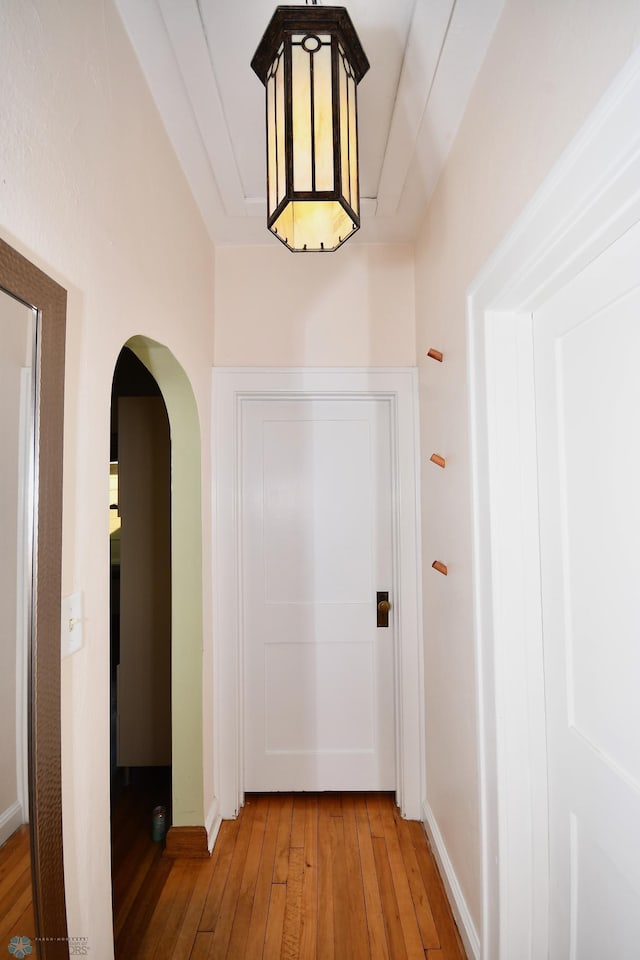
377,590,390,628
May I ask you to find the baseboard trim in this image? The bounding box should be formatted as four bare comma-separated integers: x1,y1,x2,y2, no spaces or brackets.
422,801,480,960
164,825,210,859
0,801,24,848
205,796,223,853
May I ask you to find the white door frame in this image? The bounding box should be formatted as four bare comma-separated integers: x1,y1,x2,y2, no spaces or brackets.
212,368,424,822
468,50,640,960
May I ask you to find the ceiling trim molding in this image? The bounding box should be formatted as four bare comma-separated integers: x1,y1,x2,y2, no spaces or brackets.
115,0,226,242
407,0,506,203
157,0,248,218
375,0,455,217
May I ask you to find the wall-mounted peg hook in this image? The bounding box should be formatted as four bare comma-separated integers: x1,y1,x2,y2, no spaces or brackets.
427,349,443,362
430,454,446,468
432,561,448,576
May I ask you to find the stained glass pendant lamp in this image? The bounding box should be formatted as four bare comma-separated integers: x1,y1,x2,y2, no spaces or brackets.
251,2,370,252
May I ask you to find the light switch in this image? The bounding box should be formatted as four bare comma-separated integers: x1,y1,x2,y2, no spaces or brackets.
61,592,83,657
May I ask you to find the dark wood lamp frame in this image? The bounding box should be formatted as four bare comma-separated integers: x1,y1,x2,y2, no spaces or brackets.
0,237,68,960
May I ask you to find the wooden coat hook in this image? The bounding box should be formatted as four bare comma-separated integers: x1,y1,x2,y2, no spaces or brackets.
430,454,446,468
427,348,443,362
432,561,448,576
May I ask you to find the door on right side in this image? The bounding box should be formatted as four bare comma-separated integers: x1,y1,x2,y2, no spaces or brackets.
534,218,640,959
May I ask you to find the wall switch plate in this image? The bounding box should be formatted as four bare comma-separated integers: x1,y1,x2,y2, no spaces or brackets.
61,592,83,657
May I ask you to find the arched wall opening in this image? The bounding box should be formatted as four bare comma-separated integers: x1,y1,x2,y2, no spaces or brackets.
124,334,204,829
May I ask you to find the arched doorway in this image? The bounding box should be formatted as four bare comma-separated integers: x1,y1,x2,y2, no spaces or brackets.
125,335,205,838
109,336,205,947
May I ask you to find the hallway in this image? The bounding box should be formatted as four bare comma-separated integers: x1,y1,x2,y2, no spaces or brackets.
114,793,465,959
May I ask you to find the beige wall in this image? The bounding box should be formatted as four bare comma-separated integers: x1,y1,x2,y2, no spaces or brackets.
415,0,640,933
0,0,215,954
214,243,415,367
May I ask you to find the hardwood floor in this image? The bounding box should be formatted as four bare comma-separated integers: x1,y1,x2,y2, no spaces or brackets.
111,766,173,949
114,793,466,959
0,825,37,953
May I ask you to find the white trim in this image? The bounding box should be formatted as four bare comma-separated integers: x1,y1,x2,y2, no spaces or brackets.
468,47,640,960
205,796,222,853
212,368,424,820
423,800,480,960
0,801,24,848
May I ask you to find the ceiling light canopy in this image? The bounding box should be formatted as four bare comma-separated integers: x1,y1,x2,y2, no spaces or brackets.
251,4,369,252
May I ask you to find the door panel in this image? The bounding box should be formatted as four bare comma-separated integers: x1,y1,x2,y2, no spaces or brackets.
242,397,395,791
264,641,374,752
534,220,640,958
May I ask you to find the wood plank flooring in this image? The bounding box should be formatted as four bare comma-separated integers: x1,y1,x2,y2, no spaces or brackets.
0,825,37,954
111,766,173,951
113,793,466,959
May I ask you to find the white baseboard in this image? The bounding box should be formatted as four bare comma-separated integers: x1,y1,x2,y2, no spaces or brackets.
205,796,222,853
0,801,25,848
422,801,480,960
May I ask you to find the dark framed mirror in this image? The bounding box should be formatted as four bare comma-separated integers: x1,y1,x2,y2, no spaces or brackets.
0,238,68,960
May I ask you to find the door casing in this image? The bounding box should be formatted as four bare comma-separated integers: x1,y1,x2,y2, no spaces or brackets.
212,368,424,823
468,47,640,960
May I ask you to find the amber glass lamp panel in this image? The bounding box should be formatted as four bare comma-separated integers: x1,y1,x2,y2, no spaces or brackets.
338,42,359,217
265,33,360,251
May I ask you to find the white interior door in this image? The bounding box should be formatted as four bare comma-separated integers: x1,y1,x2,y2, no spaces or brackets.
534,220,640,959
242,397,395,792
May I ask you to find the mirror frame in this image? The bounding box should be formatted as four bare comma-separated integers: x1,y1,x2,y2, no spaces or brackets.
0,238,68,960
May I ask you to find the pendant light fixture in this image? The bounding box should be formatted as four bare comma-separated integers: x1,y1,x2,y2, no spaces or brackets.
251,2,369,252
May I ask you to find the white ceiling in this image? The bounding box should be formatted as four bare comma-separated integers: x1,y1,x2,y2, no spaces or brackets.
115,0,505,247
